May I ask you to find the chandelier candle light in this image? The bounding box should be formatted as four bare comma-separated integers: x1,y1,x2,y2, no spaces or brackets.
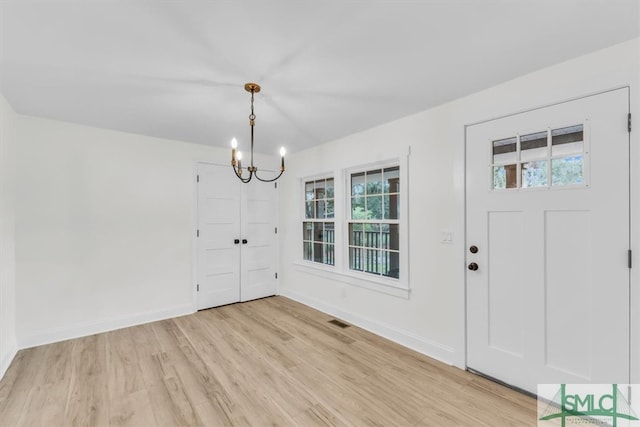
230,83,286,183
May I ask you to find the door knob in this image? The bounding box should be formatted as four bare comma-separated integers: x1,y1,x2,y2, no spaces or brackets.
242,239,248,244
234,239,240,244
469,245,478,253
468,262,479,271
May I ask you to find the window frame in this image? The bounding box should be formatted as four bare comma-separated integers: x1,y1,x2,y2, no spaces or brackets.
301,175,336,267
295,155,410,298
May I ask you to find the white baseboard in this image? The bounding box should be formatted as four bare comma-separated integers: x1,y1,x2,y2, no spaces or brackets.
18,303,195,349
278,289,455,365
0,345,18,380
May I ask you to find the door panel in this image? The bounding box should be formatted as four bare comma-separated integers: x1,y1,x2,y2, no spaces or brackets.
197,164,241,309
240,179,278,302
466,88,630,393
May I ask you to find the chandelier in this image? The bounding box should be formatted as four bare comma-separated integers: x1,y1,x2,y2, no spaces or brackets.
230,83,285,183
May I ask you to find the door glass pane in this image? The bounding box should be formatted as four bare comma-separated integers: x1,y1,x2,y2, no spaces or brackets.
520,131,547,161
522,160,548,188
552,155,584,186
552,125,583,156
493,137,517,164
366,169,382,194
493,164,517,190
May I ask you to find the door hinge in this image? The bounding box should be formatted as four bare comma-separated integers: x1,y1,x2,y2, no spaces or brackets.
197,174,200,183
197,284,200,292
275,227,278,234
629,113,632,133
275,272,278,279
629,249,632,268
197,229,200,237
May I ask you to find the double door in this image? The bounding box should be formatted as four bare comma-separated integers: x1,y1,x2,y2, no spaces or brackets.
197,163,278,310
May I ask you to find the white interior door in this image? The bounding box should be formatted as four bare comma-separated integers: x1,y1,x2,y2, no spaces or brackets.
466,88,630,394
197,163,241,309
240,180,278,302
197,163,278,310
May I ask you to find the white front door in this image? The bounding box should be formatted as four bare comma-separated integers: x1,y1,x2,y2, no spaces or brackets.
466,88,630,394
197,163,278,310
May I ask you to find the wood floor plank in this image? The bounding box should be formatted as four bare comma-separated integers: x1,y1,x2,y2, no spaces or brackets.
0,296,537,426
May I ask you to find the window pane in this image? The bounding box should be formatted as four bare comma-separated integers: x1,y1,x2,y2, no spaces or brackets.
363,223,381,248
316,200,326,218
493,137,517,164
303,222,313,241
349,223,363,246
313,223,323,242
522,160,548,188
387,251,400,279
349,247,363,271
552,156,583,186
383,167,400,193
388,224,399,251
326,178,334,198
305,182,315,201
366,169,382,194
366,195,383,219
364,249,380,274
493,164,517,189
351,196,366,219
323,222,335,244
351,172,365,196
326,200,334,218
303,242,312,261
315,179,326,200
520,131,547,161
324,244,335,266
305,201,314,218
552,125,583,156
383,194,399,219
313,243,323,263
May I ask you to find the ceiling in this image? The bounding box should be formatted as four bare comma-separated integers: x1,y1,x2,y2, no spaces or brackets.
1,1,638,155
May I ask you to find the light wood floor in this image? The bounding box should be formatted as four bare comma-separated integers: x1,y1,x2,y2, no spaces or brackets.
0,296,536,426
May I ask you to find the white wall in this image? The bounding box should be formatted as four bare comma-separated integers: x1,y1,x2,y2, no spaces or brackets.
13,117,270,348
278,38,640,375
0,94,18,378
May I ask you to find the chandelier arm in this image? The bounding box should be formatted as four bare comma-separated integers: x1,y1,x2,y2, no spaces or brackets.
254,169,284,183
233,166,253,183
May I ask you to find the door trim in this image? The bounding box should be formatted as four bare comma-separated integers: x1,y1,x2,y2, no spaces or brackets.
461,86,632,380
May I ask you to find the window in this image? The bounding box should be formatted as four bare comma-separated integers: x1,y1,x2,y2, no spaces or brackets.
348,166,400,279
303,178,335,265
492,124,586,190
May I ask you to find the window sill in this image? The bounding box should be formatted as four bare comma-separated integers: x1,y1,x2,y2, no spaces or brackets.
293,261,410,299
